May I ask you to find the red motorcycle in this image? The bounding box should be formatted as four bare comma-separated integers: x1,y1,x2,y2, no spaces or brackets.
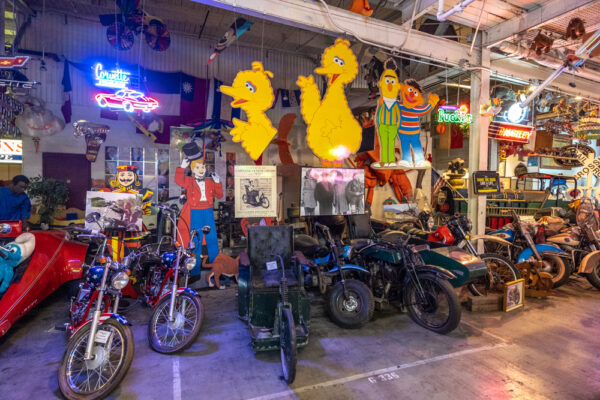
0,221,87,338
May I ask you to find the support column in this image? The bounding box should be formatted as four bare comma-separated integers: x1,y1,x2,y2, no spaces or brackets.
0,0,5,56
468,32,491,237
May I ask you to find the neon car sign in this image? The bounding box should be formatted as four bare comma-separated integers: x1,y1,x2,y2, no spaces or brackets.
95,89,159,113
437,104,473,124
93,63,131,89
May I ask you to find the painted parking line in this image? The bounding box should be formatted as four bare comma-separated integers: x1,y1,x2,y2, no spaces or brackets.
173,357,182,400
246,342,509,400
460,320,510,343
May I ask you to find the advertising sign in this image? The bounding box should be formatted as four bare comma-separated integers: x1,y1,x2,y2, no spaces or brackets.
0,139,22,164
489,122,534,144
472,171,500,194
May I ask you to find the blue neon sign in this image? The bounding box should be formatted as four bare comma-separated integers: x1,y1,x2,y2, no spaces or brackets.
93,63,131,89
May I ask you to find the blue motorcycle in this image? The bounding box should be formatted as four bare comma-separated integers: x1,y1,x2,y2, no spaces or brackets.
484,211,569,287
294,223,374,329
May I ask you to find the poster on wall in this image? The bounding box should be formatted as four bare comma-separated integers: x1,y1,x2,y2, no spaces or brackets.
84,191,143,232
226,152,236,202
234,165,277,218
300,167,365,216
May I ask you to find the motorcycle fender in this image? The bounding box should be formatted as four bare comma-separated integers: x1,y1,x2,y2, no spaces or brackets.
413,264,456,281
326,264,370,275
579,250,600,274
69,313,131,338
156,287,196,306
470,235,512,247
517,244,565,263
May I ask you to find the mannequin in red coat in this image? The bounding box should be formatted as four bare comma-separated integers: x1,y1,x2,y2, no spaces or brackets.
175,157,223,276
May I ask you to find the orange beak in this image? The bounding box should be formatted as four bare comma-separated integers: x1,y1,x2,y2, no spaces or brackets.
387,83,393,91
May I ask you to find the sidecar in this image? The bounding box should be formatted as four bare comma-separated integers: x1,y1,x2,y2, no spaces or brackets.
0,221,88,338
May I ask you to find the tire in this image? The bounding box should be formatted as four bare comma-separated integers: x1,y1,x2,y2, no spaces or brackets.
468,253,519,296
123,102,133,112
540,253,570,288
242,194,248,203
585,262,600,290
404,274,461,334
148,292,204,354
325,279,374,329
58,318,134,400
260,196,270,209
280,307,297,384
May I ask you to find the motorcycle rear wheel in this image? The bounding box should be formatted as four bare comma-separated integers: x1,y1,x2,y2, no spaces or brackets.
280,307,297,384
540,254,570,288
58,319,134,400
469,253,519,296
148,292,204,354
325,279,374,329
585,263,600,290
405,274,461,334
260,196,270,208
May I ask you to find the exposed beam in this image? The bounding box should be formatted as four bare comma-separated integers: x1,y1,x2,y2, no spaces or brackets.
400,0,438,26
195,0,478,67
484,0,598,48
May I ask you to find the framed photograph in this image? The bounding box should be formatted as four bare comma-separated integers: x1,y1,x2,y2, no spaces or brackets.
300,167,365,216
504,278,525,312
85,191,143,232
234,165,277,218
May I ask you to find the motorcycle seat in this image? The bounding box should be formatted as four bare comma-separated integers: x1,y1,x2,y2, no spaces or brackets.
252,269,298,289
350,238,372,251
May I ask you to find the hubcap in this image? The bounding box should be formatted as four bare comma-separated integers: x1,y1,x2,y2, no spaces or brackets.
342,295,359,312
84,345,106,370
169,312,185,330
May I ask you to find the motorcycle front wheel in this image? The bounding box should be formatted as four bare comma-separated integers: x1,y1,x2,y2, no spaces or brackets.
469,253,519,296
540,253,570,288
404,274,461,334
260,196,270,208
280,307,297,384
58,319,134,400
148,291,204,354
325,279,374,329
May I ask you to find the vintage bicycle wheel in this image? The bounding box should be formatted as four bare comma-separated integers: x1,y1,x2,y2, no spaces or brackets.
58,319,134,400
280,307,297,384
469,253,519,296
148,291,204,354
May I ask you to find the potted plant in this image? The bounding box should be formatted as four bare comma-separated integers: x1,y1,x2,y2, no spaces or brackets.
27,176,69,228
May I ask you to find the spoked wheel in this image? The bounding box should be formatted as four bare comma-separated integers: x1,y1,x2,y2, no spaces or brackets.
148,292,204,354
260,196,270,208
58,319,134,400
585,263,600,291
280,307,297,384
405,274,461,334
326,280,374,329
469,253,519,296
540,254,570,288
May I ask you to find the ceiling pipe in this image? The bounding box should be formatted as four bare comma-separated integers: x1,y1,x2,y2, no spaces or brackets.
437,0,477,21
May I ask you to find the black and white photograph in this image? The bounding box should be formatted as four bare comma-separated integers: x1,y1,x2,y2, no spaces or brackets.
234,165,277,218
300,167,365,216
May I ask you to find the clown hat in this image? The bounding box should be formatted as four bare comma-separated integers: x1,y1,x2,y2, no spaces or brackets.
182,141,203,161
116,165,138,173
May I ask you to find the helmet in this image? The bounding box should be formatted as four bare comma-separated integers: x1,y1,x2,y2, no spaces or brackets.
161,252,177,268
86,265,105,287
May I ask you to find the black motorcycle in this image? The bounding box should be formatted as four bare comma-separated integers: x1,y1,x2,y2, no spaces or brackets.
349,234,462,334
242,185,269,208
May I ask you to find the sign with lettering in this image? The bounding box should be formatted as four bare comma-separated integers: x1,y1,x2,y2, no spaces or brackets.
0,139,22,163
574,150,600,180
489,121,533,144
93,63,131,89
472,171,500,194
437,104,472,125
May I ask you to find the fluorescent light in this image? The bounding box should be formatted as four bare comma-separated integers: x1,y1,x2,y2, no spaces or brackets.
443,83,471,89
575,96,583,100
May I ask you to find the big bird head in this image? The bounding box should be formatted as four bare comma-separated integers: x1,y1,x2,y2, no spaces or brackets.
378,68,400,99
220,61,274,112
315,38,358,86
399,78,425,108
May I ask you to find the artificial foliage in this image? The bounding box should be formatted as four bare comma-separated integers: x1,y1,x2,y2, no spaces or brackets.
27,176,69,224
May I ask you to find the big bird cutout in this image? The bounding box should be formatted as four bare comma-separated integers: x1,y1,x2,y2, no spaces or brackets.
220,61,276,160
374,59,402,168
396,79,439,168
297,38,362,165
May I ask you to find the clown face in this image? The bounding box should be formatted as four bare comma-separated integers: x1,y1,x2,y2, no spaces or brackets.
191,160,206,178
118,171,136,188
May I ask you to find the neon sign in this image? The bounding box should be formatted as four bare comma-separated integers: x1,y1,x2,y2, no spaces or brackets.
437,104,473,124
95,89,159,113
0,139,22,164
489,122,533,144
93,63,131,89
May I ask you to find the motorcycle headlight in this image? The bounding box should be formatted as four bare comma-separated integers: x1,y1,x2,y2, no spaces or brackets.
184,257,197,271
111,271,129,290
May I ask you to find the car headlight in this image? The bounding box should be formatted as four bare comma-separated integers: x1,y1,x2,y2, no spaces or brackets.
111,271,129,290
184,257,197,271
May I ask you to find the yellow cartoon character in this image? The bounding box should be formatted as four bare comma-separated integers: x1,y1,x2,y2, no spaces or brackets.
297,38,362,165
374,62,402,167
220,61,276,160
397,79,439,168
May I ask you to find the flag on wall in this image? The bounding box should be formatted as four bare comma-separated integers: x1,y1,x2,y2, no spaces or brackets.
61,61,72,123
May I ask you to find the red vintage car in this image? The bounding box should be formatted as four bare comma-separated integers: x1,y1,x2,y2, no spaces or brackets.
95,89,159,113
0,221,88,338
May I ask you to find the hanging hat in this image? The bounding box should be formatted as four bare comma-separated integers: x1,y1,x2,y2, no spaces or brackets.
116,165,138,173
182,141,203,161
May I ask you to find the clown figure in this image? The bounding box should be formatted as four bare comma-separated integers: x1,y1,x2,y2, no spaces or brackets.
397,79,439,168
175,144,223,276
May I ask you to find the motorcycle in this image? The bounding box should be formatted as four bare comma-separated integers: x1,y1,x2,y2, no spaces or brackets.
59,230,134,400
294,222,374,329
484,211,568,288
427,214,520,296
544,198,600,290
129,203,206,353
242,184,269,208
349,234,462,334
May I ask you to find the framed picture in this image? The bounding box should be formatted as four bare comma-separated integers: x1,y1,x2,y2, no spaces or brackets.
504,278,525,312
300,167,365,216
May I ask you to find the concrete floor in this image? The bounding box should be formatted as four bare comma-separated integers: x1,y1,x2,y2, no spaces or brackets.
1,277,599,400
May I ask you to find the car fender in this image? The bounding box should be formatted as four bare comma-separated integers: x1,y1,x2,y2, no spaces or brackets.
470,234,513,247
156,287,198,306
70,313,131,338
517,244,565,263
579,250,600,274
